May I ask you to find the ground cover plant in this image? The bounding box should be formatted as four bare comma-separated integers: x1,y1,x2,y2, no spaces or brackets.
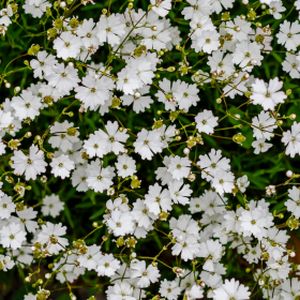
0,0,300,299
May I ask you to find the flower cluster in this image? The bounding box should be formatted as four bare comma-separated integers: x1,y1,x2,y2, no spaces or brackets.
0,0,300,299
0,2,17,36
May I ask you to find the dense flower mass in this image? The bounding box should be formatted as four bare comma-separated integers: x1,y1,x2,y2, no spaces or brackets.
0,0,300,299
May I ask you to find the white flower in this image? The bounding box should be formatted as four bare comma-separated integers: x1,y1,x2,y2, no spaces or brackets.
96,13,126,46
239,204,274,240
208,51,235,80
159,279,182,300
171,235,200,261
198,240,223,272
141,21,172,51
252,138,273,154
285,186,300,218
71,164,89,192
86,159,115,192
213,279,250,300
211,0,234,13
50,154,75,179
195,109,218,134
97,254,121,277
75,71,114,110
48,121,80,152
224,16,253,42
83,130,107,158
106,281,135,300
76,18,99,51
78,244,101,271
155,165,174,186
189,286,205,299
278,278,300,299
261,228,288,262
23,0,51,18
168,180,192,205
0,140,6,155
182,0,212,20
266,255,291,280
269,1,286,19
106,197,130,214
277,20,300,51
0,6,12,32
130,259,160,288
42,194,64,217
0,254,14,271
232,41,263,70
190,190,225,215
12,145,47,180
251,77,286,111
30,50,57,79
23,293,36,300
0,194,15,219
192,30,220,54
0,222,26,250
170,215,200,261
103,121,129,155
115,154,136,178
144,183,172,216
198,148,231,181
133,128,164,160
151,0,172,17
36,222,68,255
45,63,80,93
116,68,141,95
281,122,300,158
117,53,158,95
158,124,177,147
16,206,38,233
252,27,273,51
0,110,13,130
282,53,300,79
173,80,200,111
53,31,82,60
167,155,191,180
54,253,84,283
242,244,261,264
83,121,128,158
236,175,250,193
106,210,134,236
190,14,215,35
155,78,177,111
38,82,66,102
252,111,277,141
132,199,156,230
121,87,153,113
11,90,42,121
